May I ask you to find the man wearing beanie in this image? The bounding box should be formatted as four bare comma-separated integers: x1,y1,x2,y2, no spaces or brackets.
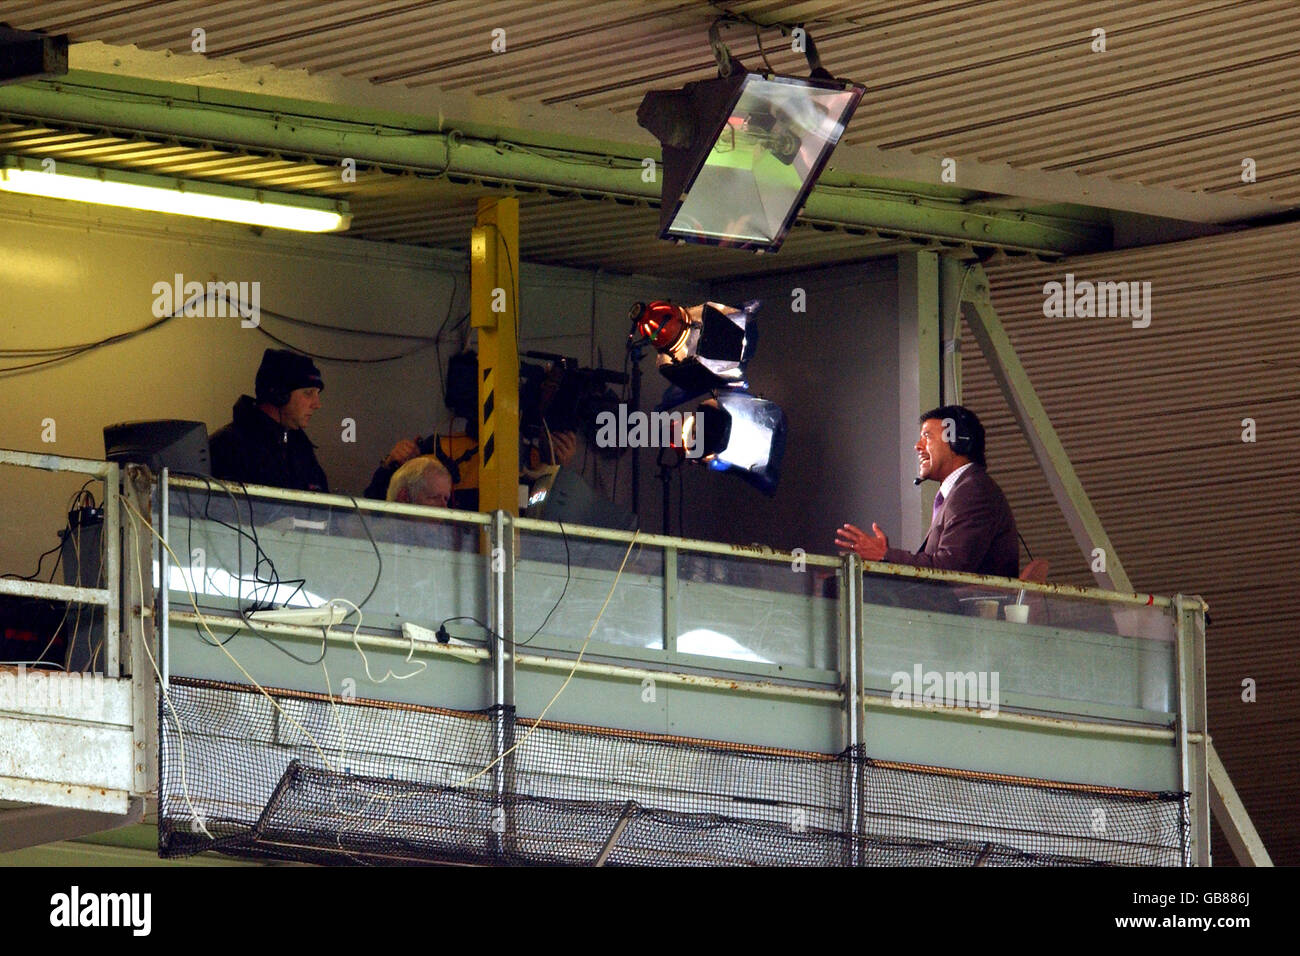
210,348,329,492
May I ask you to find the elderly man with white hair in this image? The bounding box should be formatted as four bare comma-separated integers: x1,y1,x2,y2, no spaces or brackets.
386,456,455,509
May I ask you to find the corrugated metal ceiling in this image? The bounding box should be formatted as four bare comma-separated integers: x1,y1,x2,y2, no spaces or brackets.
3,0,1297,205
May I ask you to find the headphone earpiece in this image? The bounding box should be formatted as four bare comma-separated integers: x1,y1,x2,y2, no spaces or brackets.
263,385,290,408
947,411,974,457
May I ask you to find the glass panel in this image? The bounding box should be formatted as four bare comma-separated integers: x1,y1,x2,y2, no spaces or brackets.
514,528,664,651
860,571,1176,718
676,551,838,670
671,75,861,247
167,482,486,637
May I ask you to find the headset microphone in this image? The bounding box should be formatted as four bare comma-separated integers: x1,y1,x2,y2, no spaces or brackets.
913,476,924,486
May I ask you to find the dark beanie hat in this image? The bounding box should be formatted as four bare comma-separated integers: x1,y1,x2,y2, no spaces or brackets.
255,349,324,404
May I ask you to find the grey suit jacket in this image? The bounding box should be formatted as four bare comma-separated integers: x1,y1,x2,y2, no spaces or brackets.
882,464,1019,578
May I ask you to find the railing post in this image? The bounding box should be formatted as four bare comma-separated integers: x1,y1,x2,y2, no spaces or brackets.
840,554,865,865
159,469,169,691
103,461,121,677
123,465,159,802
1174,594,1210,865
488,509,516,858
663,545,677,653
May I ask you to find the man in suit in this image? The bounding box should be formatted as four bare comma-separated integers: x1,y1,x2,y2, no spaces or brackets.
835,405,1018,578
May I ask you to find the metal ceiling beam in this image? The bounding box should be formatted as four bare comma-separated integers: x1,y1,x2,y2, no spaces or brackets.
959,264,1135,595
61,42,1293,226
0,75,1109,255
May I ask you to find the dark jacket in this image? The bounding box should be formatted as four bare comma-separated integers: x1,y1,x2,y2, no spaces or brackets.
209,395,329,492
883,464,1018,578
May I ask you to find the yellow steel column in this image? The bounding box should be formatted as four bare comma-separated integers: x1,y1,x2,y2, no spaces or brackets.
471,197,520,515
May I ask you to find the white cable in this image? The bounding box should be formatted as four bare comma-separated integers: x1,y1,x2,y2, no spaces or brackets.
117,494,338,771
119,498,213,840
325,597,426,684
130,487,638,849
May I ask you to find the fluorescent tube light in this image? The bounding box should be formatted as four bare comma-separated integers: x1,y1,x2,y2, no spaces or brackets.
0,155,350,232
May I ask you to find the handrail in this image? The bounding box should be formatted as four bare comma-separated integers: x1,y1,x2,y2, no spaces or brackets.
164,475,1188,609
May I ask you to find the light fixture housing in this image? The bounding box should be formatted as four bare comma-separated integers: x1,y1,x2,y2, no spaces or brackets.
672,389,787,495
629,298,760,394
0,155,351,233
638,67,862,252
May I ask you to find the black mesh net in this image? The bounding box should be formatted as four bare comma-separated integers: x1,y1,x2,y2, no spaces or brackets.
159,677,1188,866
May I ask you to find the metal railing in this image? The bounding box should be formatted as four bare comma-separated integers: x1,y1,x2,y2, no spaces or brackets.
0,453,1212,861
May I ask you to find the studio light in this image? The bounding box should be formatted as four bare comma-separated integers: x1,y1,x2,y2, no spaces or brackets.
637,23,862,252
675,390,787,495
0,155,351,233
629,299,759,393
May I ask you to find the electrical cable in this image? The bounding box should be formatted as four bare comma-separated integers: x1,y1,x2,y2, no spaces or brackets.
450,529,638,790
254,324,437,364
119,496,214,839
327,597,425,683
126,490,425,853
347,495,383,611
118,492,338,771
130,479,638,831
1,540,63,582
753,20,777,74
436,518,572,650
0,284,460,374
192,476,322,663
2,479,95,580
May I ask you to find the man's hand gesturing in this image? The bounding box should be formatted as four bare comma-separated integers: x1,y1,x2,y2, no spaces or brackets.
835,522,889,561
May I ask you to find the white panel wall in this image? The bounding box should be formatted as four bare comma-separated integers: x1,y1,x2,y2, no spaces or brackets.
0,193,705,577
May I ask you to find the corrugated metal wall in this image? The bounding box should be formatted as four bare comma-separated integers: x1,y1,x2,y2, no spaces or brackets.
971,222,1300,864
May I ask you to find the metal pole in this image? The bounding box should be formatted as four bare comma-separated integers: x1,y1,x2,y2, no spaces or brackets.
487,509,516,858
842,554,865,866
662,545,678,654
961,266,1134,593
630,352,642,523
1175,594,1210,866
103,463,120,678
159,469,170,691
593,800,638,866
1172,593,1192,864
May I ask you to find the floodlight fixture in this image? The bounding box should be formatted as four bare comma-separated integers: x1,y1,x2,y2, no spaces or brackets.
0,155,351,232
637,22,863,252
629,298,760,394
671,389,787,495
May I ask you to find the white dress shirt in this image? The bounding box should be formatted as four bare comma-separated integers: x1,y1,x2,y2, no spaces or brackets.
937,461,975,508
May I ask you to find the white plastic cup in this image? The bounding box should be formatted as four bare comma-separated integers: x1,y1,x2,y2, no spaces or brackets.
1003,604,1030,624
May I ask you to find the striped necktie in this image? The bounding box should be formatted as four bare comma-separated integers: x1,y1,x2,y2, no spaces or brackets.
932,490,945,524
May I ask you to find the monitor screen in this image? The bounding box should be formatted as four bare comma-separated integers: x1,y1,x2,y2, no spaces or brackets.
527,467,637,532
104,419,210,475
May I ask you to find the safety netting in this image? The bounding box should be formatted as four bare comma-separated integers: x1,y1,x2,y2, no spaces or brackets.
158,677,1188,866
